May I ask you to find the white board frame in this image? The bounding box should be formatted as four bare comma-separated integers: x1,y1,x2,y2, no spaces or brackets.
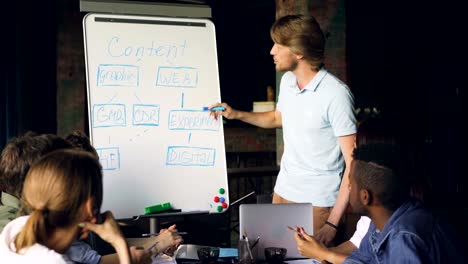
83,13,229,218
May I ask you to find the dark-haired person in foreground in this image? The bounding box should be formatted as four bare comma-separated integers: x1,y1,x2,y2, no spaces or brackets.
295,143,462,263
65,130,99,159
0,133,72,232
0,149,133,263
0,132,182,264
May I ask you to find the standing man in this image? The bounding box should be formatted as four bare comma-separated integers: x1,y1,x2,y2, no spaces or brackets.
211,15,356,244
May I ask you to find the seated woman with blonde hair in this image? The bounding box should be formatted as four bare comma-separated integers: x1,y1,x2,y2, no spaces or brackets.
0,149,132,263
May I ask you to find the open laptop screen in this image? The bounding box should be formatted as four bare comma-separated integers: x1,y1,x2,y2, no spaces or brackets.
239,203,313,260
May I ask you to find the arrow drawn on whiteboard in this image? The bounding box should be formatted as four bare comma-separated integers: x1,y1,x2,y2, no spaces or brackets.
129,132,143,142
134,92,142,103
181,92,185,108
188,132,192,144
107,93,118,103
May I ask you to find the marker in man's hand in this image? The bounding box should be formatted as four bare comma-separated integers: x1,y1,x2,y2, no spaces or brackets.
203,106,225,111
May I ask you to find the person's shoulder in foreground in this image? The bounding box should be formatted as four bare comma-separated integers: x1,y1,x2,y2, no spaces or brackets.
0,191,20,232
0,216,73,263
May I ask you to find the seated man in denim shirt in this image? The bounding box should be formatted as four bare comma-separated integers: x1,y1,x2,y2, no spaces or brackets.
343,143,462,263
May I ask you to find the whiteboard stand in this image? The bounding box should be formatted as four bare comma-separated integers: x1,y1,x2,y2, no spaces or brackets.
133,210,210,234
83,13,229,219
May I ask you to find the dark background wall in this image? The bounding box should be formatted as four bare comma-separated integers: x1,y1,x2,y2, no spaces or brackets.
347,0,467,233
1,0,59,142
347,1,467,209
210,0,277,123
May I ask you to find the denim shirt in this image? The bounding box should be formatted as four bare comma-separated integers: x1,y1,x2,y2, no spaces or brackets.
344,198,462,264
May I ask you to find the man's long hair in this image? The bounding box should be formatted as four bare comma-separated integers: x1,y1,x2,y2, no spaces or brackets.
270,15,325,70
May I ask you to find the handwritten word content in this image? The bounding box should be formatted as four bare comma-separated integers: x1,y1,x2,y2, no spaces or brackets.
93,104,126,128
166,146,215,166
156,67,198,88
97,64,139,87
107,36,187,62
97,147,120,170
168,110,218,131
133,104,160,126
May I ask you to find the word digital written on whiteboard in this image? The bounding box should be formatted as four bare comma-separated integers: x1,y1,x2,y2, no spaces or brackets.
84,14,229,217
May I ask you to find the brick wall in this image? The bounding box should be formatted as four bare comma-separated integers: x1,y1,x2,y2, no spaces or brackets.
56,1,87,136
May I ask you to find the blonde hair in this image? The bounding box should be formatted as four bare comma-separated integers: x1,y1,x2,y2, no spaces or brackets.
14,149,103,253
270,15,325,70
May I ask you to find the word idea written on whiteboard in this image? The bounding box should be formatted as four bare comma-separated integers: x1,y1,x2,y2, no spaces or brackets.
83,13,229,218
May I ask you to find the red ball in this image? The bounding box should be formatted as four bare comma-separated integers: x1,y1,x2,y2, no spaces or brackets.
214,196,220,203
221,202,228,208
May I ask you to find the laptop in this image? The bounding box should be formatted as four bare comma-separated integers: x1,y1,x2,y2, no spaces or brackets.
239,203,313,260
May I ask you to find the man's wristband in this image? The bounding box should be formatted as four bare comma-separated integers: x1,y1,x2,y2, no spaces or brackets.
325,221,338,230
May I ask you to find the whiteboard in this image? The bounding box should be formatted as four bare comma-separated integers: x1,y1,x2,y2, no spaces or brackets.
83,13,228,218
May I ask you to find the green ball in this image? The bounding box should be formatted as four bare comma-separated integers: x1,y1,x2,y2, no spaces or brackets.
219,188,225,194
217,205,223,212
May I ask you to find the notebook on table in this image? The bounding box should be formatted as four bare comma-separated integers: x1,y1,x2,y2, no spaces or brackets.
239,203,313,260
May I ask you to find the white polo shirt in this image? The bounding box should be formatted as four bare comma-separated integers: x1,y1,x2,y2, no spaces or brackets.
274,68,356,206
